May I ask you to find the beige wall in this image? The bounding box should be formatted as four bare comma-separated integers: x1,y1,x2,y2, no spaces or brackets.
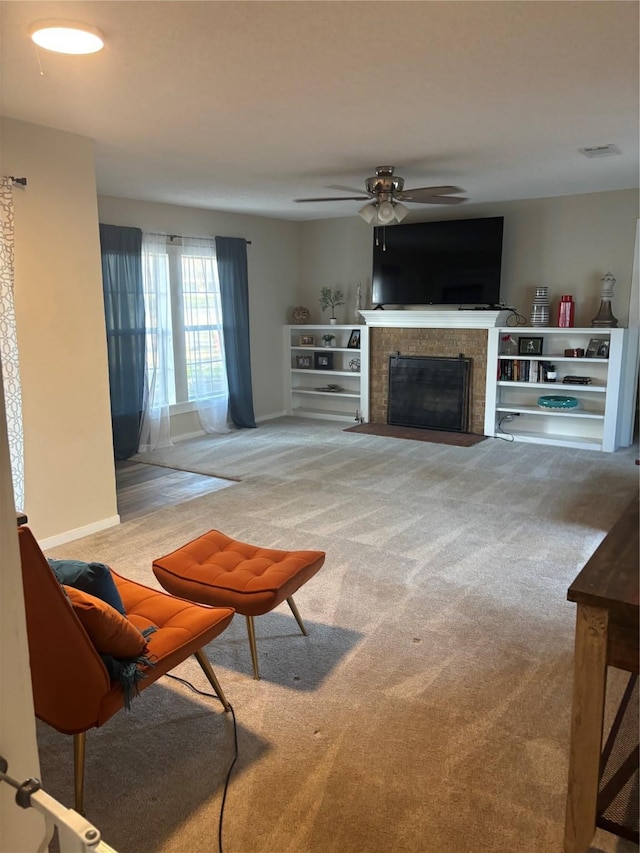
1,118,118,543
298,190,639,328
97,196,302,432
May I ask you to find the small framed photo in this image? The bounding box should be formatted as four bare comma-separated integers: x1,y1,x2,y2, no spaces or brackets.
518,336,543,356
314,351,334,370
347,329,361,349
585,337,609,358
299,335,315,347
295,354,313,369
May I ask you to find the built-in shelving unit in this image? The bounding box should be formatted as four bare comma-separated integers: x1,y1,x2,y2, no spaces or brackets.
284,324,369,422
484,327,629,451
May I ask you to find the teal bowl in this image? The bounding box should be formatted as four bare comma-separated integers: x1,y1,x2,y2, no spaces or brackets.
538,395,579,410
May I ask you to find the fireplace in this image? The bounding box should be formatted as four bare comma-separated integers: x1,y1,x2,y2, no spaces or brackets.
364,323,495,435
388,354,471,432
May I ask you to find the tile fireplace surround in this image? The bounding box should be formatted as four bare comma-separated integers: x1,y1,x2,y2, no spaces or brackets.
360,310,510,436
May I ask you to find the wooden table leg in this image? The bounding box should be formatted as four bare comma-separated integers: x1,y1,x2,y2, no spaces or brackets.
564,603,609,853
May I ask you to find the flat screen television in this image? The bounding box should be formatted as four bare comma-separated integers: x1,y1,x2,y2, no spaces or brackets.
371,216,504,307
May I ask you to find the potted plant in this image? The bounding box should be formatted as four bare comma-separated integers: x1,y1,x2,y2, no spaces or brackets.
546,363,558,382
322,333,336,347
319,286,345,324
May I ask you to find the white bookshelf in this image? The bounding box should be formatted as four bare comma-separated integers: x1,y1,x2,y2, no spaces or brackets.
284,324,369,422
484,327,632,451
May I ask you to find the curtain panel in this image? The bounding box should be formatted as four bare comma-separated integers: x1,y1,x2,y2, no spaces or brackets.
99,224,145,460
0,177,24,509
216,236,256,428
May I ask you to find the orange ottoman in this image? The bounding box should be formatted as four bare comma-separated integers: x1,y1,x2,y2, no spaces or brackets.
153,530,325,679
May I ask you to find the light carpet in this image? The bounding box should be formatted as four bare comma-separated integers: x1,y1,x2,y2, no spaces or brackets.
41,418,638,853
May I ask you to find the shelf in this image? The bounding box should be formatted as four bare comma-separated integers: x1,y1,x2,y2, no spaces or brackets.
498,430,603,451
496,405,603,419
292,388,360,399
290,405,359,422
498,355,608,364
292,346,360,353
292,369,360,377
497,381,606,392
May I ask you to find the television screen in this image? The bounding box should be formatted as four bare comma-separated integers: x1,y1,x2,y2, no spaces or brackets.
371,216,504,307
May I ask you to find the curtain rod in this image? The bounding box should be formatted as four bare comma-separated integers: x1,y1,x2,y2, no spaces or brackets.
147,231,251,245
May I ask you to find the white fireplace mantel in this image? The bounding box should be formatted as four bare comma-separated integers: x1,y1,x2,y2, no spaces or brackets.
359,309,511,329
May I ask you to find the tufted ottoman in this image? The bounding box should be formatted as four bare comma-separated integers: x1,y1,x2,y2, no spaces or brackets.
153,530,325,679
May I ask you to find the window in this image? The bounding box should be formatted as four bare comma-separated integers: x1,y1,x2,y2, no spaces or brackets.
141,235,226,408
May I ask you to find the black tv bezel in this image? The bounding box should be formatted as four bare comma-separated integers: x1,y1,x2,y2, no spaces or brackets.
371,216,504,308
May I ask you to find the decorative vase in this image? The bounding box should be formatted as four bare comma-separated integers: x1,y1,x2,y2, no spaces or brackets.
591,272,619,328
557,294,575,328
530,286,550,327
501,334,517,356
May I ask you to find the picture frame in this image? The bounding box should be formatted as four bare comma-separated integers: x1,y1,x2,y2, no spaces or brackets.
299,335,315,347
518,336,543,356
585,337,609,358
347,329,361,349
295,354,313,369
314,351,334,371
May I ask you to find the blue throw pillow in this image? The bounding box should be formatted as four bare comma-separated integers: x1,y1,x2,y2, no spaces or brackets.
47,558,126,615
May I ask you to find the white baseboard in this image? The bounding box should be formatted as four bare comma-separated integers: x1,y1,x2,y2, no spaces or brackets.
256,410,287,422
38,515,121,551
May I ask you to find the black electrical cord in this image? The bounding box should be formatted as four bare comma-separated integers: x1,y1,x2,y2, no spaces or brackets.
504,307,528,326
164,672,238,853
495,415,515,442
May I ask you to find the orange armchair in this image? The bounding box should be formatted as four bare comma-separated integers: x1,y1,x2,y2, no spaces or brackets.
18,525,235,814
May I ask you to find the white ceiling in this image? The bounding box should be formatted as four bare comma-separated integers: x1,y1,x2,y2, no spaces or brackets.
1,1,638,221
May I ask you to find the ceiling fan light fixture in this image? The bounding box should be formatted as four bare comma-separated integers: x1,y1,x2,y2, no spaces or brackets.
359,199,409,226
376,200,396,225
393,202,409,223
359,202,378,224
29,20,105,54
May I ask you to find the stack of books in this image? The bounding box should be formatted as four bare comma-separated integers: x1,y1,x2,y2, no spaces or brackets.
563,376,592,385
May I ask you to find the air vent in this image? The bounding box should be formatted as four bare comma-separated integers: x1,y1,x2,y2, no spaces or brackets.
578,144,621,159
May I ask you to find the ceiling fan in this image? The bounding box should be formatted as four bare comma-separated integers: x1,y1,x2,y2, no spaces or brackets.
294,166,467,225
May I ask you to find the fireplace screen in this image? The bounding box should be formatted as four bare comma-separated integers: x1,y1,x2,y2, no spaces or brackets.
387,354,471,432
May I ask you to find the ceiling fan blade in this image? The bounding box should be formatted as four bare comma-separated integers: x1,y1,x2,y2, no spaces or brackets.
327,184,373,195
294,196,371,203
396,186,464,202
420,195,468,205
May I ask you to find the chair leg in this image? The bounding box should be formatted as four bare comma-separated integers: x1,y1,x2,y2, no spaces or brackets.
287,596,308,636
245,615,260,680
73,732,86,815
194,649,231,712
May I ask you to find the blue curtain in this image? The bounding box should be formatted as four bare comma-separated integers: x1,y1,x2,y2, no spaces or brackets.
216,236,256,428
99,224,146,459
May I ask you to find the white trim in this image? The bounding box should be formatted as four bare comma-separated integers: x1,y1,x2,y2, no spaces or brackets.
38,515,120,550
256,410,287,422
359,309,511,328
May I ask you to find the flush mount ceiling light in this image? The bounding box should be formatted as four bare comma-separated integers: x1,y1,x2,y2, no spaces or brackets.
578,144,621,159
29,20,105,54
359,200,410,226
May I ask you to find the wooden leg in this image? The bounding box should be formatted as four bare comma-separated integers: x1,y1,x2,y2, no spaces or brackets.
245,615,260,680
287,596,308,636
73,732,86,815
564,603,609,853
194,649,231,711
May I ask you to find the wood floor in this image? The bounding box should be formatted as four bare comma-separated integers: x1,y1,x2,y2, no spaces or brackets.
115,460,235,521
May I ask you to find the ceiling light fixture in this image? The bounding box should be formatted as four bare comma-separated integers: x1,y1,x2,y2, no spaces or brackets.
29,20,105,54
359,200,409,226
